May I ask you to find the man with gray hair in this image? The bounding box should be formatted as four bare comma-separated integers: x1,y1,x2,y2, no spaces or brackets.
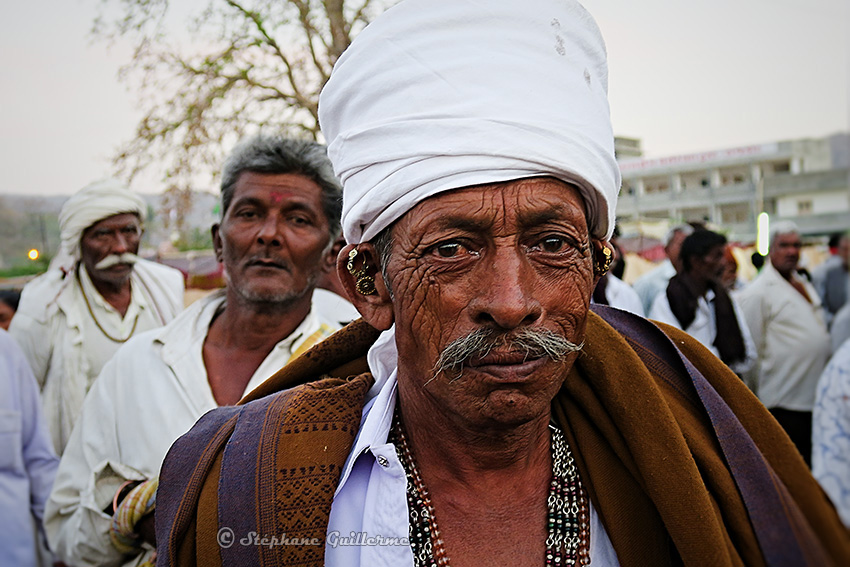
45,135,345,567
156,1,848,565
10,179,184,455
738,221,831,465
633,223,694,314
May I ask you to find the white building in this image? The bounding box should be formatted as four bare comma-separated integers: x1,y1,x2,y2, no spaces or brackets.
615,133,850,242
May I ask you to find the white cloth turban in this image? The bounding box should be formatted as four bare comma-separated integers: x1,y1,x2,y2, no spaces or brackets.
319,0,621,244
58,178,146,261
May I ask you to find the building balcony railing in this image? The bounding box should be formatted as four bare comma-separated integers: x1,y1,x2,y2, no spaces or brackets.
764,168,849,197
617,168,849,219
782,211,850,236
617,181,757,215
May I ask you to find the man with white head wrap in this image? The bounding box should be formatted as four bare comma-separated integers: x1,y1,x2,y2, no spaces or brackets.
9,179,184,454
155,1,850,565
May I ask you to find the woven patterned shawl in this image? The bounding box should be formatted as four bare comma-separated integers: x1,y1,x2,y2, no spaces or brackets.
156,310,850,567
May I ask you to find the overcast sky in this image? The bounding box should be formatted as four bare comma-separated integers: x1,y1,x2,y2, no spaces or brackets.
0,0,847,196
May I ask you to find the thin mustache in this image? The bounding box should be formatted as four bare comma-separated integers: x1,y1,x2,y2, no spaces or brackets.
426,327,583,387
94,253,140,270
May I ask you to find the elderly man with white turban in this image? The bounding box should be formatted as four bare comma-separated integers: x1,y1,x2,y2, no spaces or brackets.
10,179,184,455
155,1,850,565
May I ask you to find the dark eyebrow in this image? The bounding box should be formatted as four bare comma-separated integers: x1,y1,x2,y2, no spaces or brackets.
232,196,317,213
283,201,319,215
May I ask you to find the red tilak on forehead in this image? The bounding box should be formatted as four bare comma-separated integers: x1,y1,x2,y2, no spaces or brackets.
270,191,285,204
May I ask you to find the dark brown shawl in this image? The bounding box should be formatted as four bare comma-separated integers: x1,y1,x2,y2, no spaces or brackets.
156,310,850,566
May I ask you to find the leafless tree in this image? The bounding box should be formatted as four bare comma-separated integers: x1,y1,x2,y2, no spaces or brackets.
94,0,388,241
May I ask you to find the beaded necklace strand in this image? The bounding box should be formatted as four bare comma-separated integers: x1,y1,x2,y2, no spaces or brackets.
76,267,139,343
390,413,590,566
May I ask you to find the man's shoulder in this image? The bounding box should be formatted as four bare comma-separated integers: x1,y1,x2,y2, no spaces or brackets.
738,269,776,298
824,262,849,281
14,269,73,323
148,292,222,349
134,258,185,286
112,326,167,362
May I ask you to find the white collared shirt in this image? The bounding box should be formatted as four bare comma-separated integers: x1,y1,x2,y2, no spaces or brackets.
325,328,621,566
737,263,831,410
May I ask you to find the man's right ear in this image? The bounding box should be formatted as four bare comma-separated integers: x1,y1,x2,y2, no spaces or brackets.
211,224,223,262
337,243,394,331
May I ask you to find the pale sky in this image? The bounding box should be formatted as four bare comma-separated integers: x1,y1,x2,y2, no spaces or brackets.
1,0,847,197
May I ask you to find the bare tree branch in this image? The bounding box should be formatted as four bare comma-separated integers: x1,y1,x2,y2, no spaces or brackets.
92,0,394,244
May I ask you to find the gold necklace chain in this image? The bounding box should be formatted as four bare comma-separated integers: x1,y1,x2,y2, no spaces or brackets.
76,267,140,343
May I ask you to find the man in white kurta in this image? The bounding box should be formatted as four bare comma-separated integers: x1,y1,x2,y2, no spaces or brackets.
738,223,831,464
45,135,345,567
10,180,184,454
45,291,336,566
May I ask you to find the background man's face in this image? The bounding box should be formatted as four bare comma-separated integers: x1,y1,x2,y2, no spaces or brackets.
79,213,142,288
386,178,593,429
691,244,726,285
214,171,331,306
770,232,802,277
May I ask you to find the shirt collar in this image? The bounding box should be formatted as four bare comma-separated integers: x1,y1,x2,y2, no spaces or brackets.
334,326,399,494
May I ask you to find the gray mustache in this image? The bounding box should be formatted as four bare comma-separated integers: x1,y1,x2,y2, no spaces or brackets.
94,253,140,270
432,326,583,379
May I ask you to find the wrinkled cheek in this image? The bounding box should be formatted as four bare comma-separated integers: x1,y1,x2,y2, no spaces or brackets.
543,266,593,324
392,271,455,369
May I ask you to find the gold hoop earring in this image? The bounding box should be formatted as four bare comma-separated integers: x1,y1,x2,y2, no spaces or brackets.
348,248,378,295
595,246,613,277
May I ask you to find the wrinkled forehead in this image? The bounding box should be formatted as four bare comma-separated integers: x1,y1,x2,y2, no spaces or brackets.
392,176,590,238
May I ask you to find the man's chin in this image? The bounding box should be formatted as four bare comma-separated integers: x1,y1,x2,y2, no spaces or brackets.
91,265,135,285
234,284,310,306
475,392,549,429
